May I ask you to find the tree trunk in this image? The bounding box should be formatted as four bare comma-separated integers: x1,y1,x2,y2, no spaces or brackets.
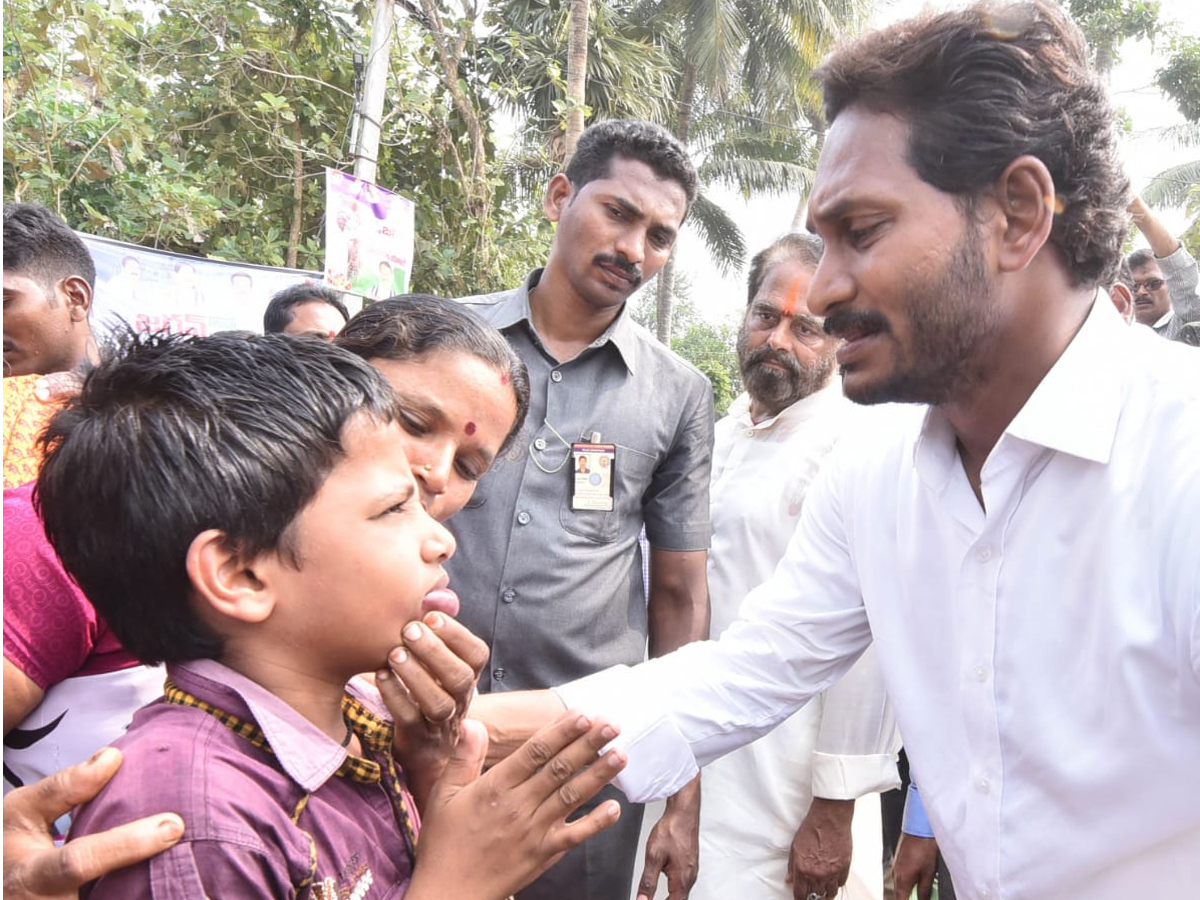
563,0,590,161
419,0,492,267
791,118,825,230
656,64,696,344
288,116,303,268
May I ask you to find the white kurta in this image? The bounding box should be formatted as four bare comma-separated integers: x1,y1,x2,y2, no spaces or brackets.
565,296,1200,900
693,385,898,900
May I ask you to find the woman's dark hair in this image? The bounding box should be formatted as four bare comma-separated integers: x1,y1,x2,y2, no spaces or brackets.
335,294,530,455
816,0,1128,288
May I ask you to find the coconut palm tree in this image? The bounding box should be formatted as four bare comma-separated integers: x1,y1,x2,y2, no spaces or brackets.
646,0,870,341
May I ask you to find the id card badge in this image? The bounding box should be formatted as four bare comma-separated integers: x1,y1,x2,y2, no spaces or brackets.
571,442,616,511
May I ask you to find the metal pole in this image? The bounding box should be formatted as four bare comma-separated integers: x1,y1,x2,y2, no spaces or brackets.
353,0,394,184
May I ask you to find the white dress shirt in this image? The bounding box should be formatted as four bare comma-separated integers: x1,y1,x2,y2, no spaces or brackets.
694,384,898,900
559,296,1200,900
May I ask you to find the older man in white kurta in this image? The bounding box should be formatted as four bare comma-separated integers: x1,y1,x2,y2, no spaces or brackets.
697,381,899,900
689,234,898,900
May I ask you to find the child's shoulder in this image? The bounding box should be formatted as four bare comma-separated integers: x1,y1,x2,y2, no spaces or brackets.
73,698,305,849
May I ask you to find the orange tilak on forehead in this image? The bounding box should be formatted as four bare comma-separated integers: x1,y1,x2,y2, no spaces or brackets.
780,276,806,318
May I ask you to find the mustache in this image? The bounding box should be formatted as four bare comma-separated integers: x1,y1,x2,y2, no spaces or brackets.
823,309,890,340
593,253,642,286
744,345,802,378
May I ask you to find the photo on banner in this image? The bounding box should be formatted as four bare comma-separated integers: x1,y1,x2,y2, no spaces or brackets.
324,169,415,299
82,234,331,340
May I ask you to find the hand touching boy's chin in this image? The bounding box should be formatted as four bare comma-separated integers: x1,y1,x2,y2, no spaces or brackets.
372,612,490,809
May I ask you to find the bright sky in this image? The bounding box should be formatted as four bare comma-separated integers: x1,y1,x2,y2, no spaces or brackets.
677,0,1200,326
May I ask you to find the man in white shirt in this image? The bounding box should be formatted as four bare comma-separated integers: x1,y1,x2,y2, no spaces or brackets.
691,232,898,900
472,3,1200,899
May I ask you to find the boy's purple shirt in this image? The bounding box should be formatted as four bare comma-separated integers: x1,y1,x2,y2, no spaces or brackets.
71,659,417,900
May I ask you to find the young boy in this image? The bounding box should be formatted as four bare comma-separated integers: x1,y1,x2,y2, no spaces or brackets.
37,331,624,900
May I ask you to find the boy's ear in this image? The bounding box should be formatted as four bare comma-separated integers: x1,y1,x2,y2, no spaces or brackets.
186,529,277,624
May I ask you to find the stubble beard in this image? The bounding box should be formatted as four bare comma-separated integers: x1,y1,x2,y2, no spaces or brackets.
840,226,999,407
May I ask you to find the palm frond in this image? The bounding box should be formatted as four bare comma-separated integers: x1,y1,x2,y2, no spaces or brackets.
1142,159,1200,209
686,192,747,276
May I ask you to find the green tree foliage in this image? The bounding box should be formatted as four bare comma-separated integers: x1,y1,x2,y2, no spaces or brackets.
4,0,549,291
1068,0,1160,74
1155,35,1200,124
632,277,742,416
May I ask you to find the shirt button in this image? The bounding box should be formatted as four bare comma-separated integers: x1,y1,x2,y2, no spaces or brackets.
980,890,991,900
744,429,755,437
516,510,531,525
502,588,516,603
973,665,989,682
977,777,991,794
492,667,506,681
533,437,547,451
550,370,563,383
976,545,993,562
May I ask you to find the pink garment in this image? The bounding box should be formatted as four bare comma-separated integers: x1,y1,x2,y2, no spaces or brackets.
3,483,137,688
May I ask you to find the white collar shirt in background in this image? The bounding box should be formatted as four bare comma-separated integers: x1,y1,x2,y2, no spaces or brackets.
694,383,898,900
558,296,1200,900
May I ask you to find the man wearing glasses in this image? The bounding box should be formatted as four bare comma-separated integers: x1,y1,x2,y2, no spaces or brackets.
1127,195,1200,342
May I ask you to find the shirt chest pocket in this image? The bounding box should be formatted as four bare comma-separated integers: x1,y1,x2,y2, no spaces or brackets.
559,442,657,544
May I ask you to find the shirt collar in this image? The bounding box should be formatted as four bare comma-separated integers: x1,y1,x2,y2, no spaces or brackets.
913,291,1127,488
169,659,385,793
1153,307,1175,329
1003,291,1125,464
497,269,640,375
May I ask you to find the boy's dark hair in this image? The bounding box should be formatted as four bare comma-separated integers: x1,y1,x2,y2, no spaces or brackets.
564,119,699,209
335,294,530,455
3,203,97,293
263,283,350,333
815,0,1128,289
35,330,400,666
746,233,824,305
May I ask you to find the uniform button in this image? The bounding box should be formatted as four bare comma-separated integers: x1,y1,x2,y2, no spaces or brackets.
976,545,993,562
977,777,991,794
744,429,755,437
501,588,516,603
550,370,563,383
516,510,531,525
492,667,506,681
974,665,989,682
533,437,547,451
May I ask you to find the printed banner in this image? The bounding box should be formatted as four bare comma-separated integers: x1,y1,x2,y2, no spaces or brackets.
81,234,345,340
325,168,415,298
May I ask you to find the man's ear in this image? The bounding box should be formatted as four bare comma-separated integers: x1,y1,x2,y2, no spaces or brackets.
186,529,277,625
58,275,93,321
543,173,576,223
993,155,1056,275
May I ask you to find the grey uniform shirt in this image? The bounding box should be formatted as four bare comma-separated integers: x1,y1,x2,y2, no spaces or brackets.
451,270,714,692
